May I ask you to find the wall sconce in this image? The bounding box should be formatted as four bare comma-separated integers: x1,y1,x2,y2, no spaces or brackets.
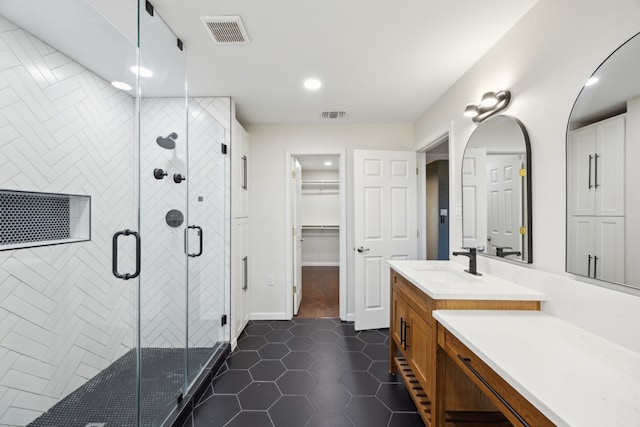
463,90,511,123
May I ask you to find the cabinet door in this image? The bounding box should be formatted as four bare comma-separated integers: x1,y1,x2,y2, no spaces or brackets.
595,216,625,283
595,116,625,216
568,126,597,216
407,307,432,394
232,119,249,218
231,218,250,345
567,216,595,277
391,291,408,350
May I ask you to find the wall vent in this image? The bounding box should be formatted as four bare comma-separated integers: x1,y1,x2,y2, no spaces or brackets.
321,111,347,119
201,16,250,44
0,189,90,251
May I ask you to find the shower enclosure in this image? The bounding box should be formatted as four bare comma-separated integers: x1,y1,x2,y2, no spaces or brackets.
0,0,230,425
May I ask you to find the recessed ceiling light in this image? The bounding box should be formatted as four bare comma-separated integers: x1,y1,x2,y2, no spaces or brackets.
130,65,153,77
324,161,332,166
585,77,599,86
111,81,132,91
304,79,322,90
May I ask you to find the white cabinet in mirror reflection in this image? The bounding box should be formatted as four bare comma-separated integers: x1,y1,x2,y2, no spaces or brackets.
567,114,625,283
567,216,625,283
568,115,625,216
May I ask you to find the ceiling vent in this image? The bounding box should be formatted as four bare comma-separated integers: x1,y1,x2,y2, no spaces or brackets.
321,111,347,119
201,16,250,44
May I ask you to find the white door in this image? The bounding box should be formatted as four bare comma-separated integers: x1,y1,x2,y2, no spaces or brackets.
568,125,596,216
486,154,522,256
292,159,303,315
595,116,625,216
232,218,250,342
595,216,625,283
461,148,487,249
567,216,594,277
354,150,417,330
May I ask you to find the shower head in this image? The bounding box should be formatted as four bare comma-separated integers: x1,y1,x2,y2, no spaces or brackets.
156,132,178,149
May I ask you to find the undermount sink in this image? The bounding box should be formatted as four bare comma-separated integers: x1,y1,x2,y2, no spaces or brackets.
408,266,482,282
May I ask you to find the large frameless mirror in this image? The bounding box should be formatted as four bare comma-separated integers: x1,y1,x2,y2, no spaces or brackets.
462,115,532,263
566,32,640,289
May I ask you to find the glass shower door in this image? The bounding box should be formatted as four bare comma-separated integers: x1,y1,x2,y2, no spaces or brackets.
186,99,231,387
138,2,188,425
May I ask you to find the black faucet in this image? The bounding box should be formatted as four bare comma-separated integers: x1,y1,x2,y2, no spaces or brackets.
496,247,522,258
452,247,482,276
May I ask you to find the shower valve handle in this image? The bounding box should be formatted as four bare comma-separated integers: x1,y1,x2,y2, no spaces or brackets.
173,173,186,183
154,168,168,180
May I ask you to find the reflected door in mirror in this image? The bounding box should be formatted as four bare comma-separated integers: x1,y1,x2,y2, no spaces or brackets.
461,115,532,263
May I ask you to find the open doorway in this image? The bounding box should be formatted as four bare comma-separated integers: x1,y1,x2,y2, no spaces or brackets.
285,152,346,320
418,131,451,260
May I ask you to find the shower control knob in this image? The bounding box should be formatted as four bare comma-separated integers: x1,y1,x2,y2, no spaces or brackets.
173,173,186,183
154,168,168,180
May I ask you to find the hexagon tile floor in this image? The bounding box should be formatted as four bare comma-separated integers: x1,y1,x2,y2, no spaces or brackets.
181,318,424,427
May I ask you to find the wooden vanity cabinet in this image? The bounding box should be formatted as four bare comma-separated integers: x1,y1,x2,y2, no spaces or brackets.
389,269,540,427
437,325,554,427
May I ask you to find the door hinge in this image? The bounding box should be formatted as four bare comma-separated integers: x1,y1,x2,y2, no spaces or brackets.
221,314,228,326
293,286,297,293
417,229,419,237
145,0,154,16
221,143,228,154
416,167,419,175
519,168,527,177
292,171,297,179
292,227,297,236
520,226,527,235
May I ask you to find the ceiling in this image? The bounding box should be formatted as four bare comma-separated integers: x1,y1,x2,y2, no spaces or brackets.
1,0,541,126
296,155,340,171
92,0,539,125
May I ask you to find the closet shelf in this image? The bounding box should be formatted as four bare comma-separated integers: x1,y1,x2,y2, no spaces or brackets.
301,225,339,231
301,180,339,193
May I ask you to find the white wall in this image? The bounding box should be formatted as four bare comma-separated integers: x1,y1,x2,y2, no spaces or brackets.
414,0,640,352
246,124,413,318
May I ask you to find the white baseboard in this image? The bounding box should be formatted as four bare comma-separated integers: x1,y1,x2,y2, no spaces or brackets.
249,312,290,321
302,262,340,267
346,313,355,322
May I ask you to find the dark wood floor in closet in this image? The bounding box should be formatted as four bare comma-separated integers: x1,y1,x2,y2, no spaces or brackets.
295,266,339,318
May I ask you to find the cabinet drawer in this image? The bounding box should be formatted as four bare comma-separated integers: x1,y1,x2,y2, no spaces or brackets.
437,325,553,427
392,271,432,318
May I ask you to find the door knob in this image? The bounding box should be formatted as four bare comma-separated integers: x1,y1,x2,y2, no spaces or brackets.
357,246,370,253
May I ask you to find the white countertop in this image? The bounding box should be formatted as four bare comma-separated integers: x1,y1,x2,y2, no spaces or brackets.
387,260,544,301
433,310,640,427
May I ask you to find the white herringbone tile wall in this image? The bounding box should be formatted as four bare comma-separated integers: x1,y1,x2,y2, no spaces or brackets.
139,97,231,352
140,97,189,348
0,14,231,426
0,15,136,426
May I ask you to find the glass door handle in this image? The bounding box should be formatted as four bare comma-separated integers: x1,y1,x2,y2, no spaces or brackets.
112,229,141,280
186,225,203,257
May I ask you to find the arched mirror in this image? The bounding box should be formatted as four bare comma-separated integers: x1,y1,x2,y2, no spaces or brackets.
462,115,532,263
566,32,640,289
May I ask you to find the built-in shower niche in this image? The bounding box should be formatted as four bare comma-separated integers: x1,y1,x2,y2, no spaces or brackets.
0,189,90,251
